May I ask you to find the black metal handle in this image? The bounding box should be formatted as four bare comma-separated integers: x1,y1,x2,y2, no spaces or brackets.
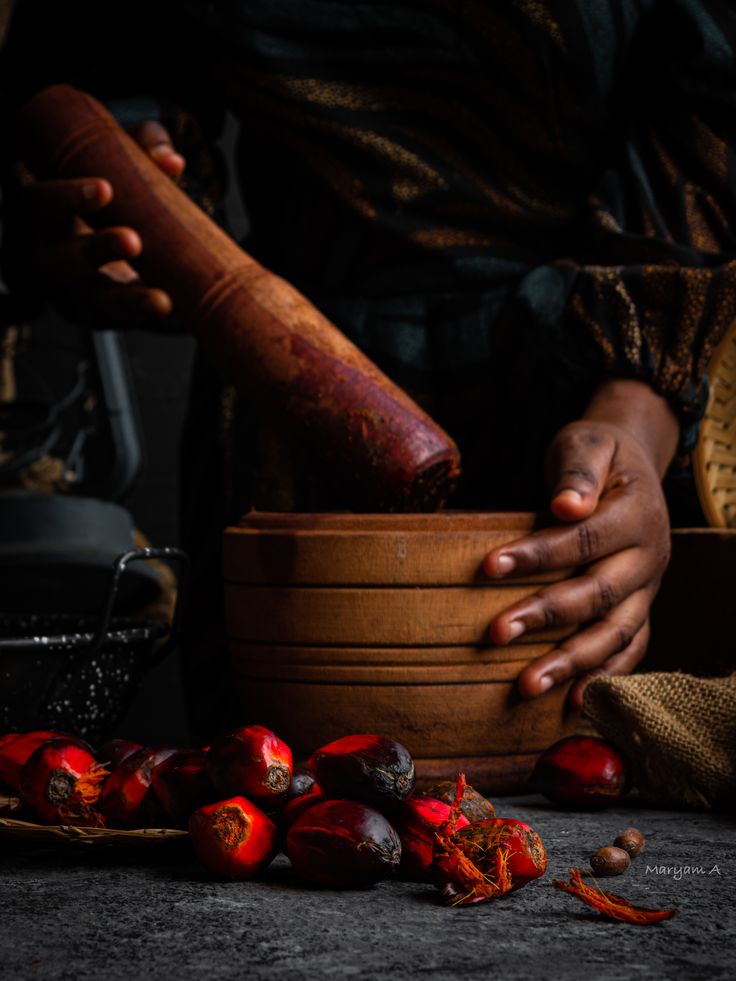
91,546,190,664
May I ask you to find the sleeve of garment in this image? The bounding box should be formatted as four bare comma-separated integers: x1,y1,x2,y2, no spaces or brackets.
542,0,736,449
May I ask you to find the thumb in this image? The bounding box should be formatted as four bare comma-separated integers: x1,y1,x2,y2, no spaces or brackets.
130,121,185,178
545,424,616,522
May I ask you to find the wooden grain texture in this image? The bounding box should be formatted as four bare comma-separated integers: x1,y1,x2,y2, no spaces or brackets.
230,643,553,683
16,85,459,510
232,512,542,531
224,511,580,791
228,675,577,758
224,516,571,585
224,583,575,645
230,641,555,667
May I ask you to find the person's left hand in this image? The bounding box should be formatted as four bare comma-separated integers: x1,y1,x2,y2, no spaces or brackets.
3,121,184,329
483,413,673,710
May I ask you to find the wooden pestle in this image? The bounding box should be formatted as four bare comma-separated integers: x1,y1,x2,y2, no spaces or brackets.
15,85,460,511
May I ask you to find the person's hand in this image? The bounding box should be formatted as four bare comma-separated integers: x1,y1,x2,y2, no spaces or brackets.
7,121,185,328
483,380,679,710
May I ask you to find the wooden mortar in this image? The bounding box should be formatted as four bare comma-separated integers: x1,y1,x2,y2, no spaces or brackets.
224,512,580,793
15,85,460,511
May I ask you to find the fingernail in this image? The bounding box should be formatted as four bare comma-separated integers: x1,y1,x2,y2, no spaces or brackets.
143,294,168,315
151,147,185,169
506,620,525,642
149,144,170,160
112,236,132,257
82,182,99,200
537,674,554,693
555,489,583,506
495,554,516,576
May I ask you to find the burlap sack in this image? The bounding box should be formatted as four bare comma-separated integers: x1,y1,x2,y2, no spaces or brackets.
583,672,736,810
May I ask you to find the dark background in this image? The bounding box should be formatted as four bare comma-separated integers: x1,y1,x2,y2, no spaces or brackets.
0,109,249,748
111,326,196,745
98,112,250,747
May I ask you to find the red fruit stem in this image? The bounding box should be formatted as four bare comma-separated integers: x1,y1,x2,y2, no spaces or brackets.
432,776,516,907
438,772,467,838
435,840,513,906
57,762,109,826
212,804,250,849
553,868,677,924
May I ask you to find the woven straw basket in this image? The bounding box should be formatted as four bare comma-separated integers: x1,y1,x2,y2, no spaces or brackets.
694,323,736,528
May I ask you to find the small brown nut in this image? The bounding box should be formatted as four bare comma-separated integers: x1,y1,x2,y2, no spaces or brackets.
590,846,631,876
614,827,645,857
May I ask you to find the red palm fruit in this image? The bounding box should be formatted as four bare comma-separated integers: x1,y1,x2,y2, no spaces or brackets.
467,818,548,885
19,738,107,824
150,750,216,827
393,796,470,882
307,734,415,813
189,796,278,880
422,780,495,823
279,786,325,840
532,736,630,809
98,747,177,827
207,726,292,803
97,738,143,770
432,817,547,906
286,767,317,801
0,730,74,791
287,799,402,888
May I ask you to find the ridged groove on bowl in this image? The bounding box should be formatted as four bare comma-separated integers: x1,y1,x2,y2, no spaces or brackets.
228,675,576,758
224,527,570,586
225,584,575,646
230,642,556,683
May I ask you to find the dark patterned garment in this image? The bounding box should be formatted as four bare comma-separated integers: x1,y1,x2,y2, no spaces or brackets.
202,1,736,456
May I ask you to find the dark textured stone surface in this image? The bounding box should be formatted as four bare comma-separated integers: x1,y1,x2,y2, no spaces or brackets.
1,795,733,980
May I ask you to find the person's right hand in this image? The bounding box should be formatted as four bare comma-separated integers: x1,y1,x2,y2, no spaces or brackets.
11,121,185,328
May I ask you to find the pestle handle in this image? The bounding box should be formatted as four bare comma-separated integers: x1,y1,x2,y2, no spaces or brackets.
14,85,461,511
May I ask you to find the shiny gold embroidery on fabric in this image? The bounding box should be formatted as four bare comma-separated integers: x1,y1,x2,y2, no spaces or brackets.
640,208,659,239
651,134,679,188
684,183,730,252
228,72,447,207
395,126,529,219
588,268,642,367
690,264,736,378
282,134,379,220
570,291,616,364
692,116,728,185
304,148,378,220
232,60,578,221
589,194,623,234
411,227,496,248
637,268,669,376
512,0,567,50
652,266,709,394
341,125,448,202
223,87,379,220
270,76,386,113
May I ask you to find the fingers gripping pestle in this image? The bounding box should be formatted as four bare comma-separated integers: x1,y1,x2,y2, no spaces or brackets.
15,85,461,511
